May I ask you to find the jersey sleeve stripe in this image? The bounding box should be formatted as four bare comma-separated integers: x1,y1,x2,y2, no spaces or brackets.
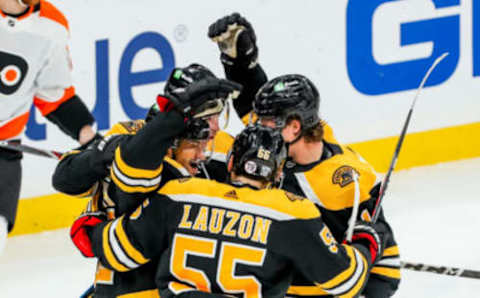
168,281,196,295
114,148,164,179
101,221,129,272
338,252,368,297
112,161,162,188
382,245,400,257
109,218,143,269
371,266,401,279
0,111,30,140
320,246,367,296
33,86,75,116
115,216,149,265
376,256,401,267
286,285,330,296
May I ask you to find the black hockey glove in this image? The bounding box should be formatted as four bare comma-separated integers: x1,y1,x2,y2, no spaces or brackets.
88,134,124,178
344,221,389,265
208,12,258,69
160,77,242,120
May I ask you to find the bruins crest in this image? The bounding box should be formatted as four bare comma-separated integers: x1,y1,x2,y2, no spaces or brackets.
332,165,359,187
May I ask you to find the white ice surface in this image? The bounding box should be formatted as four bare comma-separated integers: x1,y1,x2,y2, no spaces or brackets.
1,158,480,297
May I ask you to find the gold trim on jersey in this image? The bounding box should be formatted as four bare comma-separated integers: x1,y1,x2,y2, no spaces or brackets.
111,148,163,193
101,217,150,272
382,245,400,257
102,221,129,272
164,156,190,176
117,289,160,298
159,178,320,220
115,215,149,265
59,149,80,160
316,246,368,297
371,267,401,279
168,281,195,295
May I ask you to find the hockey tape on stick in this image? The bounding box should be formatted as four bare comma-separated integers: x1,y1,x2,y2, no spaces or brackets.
346,171,360,242
401,261,480,279
371,52,449,223
0,141,63,160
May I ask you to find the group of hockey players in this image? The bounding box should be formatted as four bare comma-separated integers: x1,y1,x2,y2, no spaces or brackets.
0,1,401,297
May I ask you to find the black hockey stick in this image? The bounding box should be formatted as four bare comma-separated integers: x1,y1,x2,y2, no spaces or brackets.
0,140,63,160
401,261,480,279
371,52,449,223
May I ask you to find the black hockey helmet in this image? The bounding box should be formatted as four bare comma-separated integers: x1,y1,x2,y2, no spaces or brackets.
230,124,287,183
165,63,225,119
253,74,320,130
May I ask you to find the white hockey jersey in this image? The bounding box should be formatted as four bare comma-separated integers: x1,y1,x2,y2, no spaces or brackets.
0,1,75,140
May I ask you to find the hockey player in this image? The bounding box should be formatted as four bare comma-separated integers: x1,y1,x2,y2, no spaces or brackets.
0,0,96,253
208,13,400,298
54,66,241,297
70,124,391,297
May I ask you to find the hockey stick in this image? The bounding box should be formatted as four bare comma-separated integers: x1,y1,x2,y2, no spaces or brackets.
401,261,480,279
346,171,360,242
0,140,63,160
371,52,449,223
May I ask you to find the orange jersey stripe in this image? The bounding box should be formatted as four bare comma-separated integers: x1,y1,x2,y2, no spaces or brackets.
33,86,75,116
39,0,69,31
0,112,30,140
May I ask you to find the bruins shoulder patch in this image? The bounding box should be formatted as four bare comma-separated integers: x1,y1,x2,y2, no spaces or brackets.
119,120,145,133
332,165,359,187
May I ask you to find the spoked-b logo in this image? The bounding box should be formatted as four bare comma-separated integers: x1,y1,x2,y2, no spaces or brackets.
346,0,460,95
0,51,28,95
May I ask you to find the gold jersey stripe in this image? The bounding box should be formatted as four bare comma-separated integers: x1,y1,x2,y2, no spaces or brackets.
168,281,196,295
287,285,329,295
371,266,401,279
317,245,358,289
102,221,129,272
114,147,163,179
115,216,149,265
59,149,80,160
117,289,160,298
341,255,368,298
382,245,400,257
110,170,160,193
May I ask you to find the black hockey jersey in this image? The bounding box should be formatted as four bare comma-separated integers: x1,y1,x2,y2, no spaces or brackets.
90,177,375,297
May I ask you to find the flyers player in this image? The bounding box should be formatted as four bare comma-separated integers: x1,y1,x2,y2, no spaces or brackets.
0,0,96,253
208,13,401,297
71,124,391,297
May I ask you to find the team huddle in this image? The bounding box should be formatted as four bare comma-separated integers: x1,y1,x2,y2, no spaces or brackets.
0,1,401,297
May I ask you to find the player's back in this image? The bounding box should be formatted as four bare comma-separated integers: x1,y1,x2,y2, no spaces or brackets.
155,177,324,297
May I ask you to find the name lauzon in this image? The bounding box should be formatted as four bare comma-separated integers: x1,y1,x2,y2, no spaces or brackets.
178,204,272,245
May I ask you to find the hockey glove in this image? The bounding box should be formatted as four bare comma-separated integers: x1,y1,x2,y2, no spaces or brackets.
208,12,258,69
88,134,124,178
70,211,106,258
164,77,241,120
344,221,389,265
